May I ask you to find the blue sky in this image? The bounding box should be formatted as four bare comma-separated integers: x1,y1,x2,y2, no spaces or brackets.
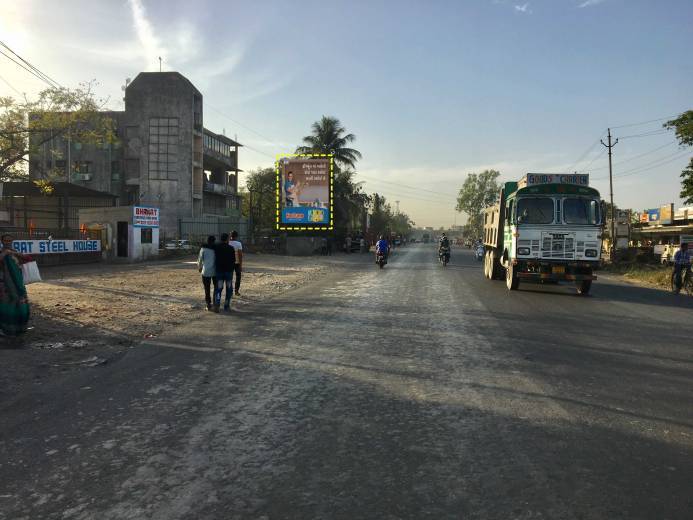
1,0,691,227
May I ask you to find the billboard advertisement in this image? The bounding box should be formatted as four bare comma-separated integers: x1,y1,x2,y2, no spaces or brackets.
659,204,674,225
644,208,660,225
277,155,333,230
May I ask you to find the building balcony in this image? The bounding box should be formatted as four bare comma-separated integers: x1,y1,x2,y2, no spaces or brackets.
204,181,236,196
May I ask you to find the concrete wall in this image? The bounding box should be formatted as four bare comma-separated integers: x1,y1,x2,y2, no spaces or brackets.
286,236,320,256
124,72,200,235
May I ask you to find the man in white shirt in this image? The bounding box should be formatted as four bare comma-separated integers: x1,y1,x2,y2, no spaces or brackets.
228,230,243,296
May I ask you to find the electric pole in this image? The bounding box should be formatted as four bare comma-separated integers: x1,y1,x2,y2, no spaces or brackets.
395,200,400,214
601,128,618,260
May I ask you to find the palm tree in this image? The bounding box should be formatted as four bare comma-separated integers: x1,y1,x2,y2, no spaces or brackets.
295,116,362,170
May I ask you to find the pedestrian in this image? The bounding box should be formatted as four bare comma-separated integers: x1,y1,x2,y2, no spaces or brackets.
0,234,31,337
228,230,243,296
326,236,332,256
360,236,366,253
320,236,328,256
345,235,352,254
214,233,235,312
197,235,217,311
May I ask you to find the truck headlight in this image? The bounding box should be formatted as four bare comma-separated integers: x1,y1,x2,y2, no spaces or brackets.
585,249,597,257
518,247,530,255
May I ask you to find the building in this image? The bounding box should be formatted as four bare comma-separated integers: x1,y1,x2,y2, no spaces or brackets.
28,72,243,235
0,181,116,232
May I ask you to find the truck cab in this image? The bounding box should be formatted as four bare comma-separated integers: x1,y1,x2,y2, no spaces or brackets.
484,174,604,295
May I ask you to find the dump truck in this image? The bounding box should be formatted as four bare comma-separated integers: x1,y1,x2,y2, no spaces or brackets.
482,173,604,295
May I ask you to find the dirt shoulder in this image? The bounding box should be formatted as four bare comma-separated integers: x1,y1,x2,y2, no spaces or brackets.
600,263,672,291
0,253,347,400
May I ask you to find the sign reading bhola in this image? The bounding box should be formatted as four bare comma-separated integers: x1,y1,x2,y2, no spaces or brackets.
520,173,590,188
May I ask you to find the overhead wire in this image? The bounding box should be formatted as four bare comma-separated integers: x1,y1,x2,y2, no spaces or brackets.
585,141,676,172
0,72,23,96
591,150,690,180
0,40,61,88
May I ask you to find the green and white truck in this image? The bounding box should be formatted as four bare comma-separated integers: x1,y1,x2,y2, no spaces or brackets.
482,174,604,295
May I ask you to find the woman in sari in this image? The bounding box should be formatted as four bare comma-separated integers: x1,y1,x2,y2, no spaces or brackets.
0,234,31,337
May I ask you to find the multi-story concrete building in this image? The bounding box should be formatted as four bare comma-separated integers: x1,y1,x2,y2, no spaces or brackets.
29,71,243,235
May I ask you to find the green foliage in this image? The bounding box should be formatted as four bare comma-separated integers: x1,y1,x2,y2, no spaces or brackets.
455,169,501,238
295,116,362,170
664,110,693,204
679,157,693,205
369,193,415,237
244,167,276,233
0,82,116,183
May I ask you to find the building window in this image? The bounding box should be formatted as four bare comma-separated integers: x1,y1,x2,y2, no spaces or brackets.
148,117,179,180
111,161,121,181
141,228,153,244
73,161,92,173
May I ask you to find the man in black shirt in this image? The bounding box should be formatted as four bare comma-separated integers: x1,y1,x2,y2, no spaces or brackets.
214,233,235,312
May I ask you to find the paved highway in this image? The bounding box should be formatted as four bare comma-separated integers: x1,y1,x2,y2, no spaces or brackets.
2,244,692,519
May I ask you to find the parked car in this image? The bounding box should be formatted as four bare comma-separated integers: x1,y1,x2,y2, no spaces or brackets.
164,239,192,250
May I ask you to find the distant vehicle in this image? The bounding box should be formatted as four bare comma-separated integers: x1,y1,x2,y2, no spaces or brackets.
164,239,191,250
422,233,430,243
482,173,604,295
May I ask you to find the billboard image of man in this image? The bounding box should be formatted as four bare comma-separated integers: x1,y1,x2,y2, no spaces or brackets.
279,157,331,226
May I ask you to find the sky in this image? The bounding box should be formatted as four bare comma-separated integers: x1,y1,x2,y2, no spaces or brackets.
1,0,691,228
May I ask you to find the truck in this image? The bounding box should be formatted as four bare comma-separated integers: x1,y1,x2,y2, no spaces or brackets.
482,173,604,295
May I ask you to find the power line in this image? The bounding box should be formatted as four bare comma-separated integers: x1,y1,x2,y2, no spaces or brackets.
0,72,22,96
205,103,278,146
586,141,676,172
0,40,61,88
358,174,457,198
577,148,607,173
0,49,55,87
565,134,605,173
610,115,677,130
618,129,669,139
592,150,689,180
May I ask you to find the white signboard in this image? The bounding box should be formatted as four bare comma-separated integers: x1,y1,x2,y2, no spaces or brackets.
10,239,101,255
133,206,160,228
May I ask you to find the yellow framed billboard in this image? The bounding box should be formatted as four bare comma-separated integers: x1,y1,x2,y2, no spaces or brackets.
276,154,334,231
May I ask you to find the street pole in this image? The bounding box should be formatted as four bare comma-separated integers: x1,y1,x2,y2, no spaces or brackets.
601,128,618,260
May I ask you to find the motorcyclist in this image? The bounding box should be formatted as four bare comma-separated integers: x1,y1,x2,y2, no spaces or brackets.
375,235,390,262
438,233,451,260
673,242,691,293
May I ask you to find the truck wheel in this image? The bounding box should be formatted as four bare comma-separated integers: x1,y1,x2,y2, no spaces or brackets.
491,257,500,280
576,280,591,295
506,263,519,290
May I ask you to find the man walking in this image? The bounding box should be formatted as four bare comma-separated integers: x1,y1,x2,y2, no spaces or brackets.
214,233,235,312
673,242,691,293
197,235,217,311
228,230,243,296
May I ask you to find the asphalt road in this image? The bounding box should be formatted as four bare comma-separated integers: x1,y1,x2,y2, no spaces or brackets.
2,244,692,520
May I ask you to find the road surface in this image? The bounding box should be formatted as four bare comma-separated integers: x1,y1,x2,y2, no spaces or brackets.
2,244,692,519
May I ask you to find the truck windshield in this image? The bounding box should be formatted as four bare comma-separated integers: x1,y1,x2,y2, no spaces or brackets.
563,198,599,225
516,198,554,224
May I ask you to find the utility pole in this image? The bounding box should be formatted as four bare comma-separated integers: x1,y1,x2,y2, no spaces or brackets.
158,57,162,72
395,200,400,214
601,128,618,260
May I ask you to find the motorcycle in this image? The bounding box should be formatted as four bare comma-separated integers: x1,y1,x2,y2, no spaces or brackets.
439,246,450,267
376,251,387,269
475,245,484,262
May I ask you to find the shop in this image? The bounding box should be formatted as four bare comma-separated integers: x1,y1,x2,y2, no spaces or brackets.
79,206,160,262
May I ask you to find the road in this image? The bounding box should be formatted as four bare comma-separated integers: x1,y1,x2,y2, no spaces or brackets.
2,244,692,519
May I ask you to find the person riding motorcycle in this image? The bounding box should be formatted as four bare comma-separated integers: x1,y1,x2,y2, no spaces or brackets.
438,233,451,262
375,235,390,262
673,242,691,293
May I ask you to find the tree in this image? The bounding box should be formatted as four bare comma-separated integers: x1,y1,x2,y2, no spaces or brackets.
296,116,366,236
296,116,362,170
0,83,115,182
664,110,693,204
244,167,276,235
455,169,501,238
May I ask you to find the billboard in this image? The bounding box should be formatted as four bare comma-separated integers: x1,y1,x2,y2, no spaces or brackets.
659,204,674,225
644,208,660,225
276,154,333,230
